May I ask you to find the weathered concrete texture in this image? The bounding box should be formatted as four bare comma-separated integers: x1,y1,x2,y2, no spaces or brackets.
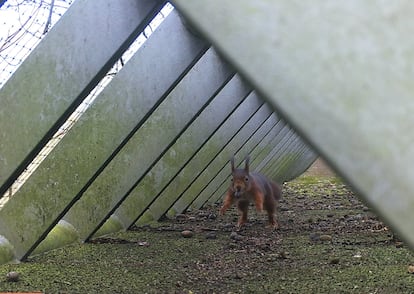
113,75,252,228
256,125,317,183
61,10,209,241
32,220,79,256
267,141,316,181
135,93,271,224
0,9,208,261
0,236,16,265
0,0,165,194
172,1,414,246
92,215,125,239
257,129,299,178
66,47,234,242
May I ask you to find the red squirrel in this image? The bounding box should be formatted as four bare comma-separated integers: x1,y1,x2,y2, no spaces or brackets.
219,155,282,229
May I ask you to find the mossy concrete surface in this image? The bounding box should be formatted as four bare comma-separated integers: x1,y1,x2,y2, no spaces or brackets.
32,221,79,256
92,215,125,239
0,236,16,265
0,0,164,190
62,9,209,242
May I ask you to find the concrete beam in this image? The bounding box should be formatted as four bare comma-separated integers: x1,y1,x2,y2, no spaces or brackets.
66,47,235,242
0,9,209,260
0,0,165,195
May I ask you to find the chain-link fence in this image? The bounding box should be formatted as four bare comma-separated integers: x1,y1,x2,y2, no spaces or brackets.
0,0,75,87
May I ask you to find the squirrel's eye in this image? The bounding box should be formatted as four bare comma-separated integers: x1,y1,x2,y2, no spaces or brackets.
244,176,249,182
230,178,234,182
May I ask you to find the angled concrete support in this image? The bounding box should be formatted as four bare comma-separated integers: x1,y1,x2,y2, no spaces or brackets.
0,9,208,260
0,0,165,195
113,75,252,227
67,47,235,241
135,94,270,224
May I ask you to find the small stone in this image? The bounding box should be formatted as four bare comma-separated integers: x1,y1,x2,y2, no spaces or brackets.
395,241,404,248
208,213,217,220
234,272,243,279
227,243,238,249
319,235,333,242
230,232,243,241
175,214,187,221
197,211,208,218
408,265,414,274
329,258,340,264
309,233,320,242
205,232,217,239
181,230,193,238
6,271,19,282
176,281,183,287
221,223,234,230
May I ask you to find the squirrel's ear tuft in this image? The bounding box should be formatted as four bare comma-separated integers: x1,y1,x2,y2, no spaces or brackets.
230,155,235,172
245,155,250,174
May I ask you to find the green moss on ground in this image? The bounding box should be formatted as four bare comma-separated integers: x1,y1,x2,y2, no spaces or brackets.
1,176,414,293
